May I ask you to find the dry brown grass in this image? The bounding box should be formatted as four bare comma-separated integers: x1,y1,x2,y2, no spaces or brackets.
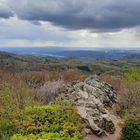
0,70,87,86
0,69,88,119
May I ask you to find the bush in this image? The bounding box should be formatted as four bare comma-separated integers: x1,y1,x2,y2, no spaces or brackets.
15,105,84,135
0,120,16,140
119,81,140,110
35,80,64,104
120,119,140,140
10,132,79,140
117,68,140,118
123,67,140,82
4,105,84,140
0,82,35,120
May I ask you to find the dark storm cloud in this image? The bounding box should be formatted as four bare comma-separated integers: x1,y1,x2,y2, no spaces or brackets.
4,0,140,32
0,5,13,18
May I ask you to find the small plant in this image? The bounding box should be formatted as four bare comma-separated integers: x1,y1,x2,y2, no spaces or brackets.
120,119,140,140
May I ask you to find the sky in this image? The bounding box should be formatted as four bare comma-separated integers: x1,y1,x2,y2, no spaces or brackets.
0,0,140,48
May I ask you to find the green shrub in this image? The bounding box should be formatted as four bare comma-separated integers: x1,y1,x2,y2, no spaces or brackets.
15,105,83,135
0,120,16,140
47,123,60,132
121,119,140,140
10,132,79,140
123,67,140,82
7,105,84,140
10,134,36,140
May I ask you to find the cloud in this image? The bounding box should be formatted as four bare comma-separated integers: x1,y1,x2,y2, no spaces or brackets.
0,17,75,41
0,4,13,19
3,0,140,32
0,0,140,48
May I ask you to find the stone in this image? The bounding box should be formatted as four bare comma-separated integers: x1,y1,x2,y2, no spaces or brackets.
62,75,117,137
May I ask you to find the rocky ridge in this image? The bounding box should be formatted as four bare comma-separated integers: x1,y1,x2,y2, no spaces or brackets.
61,75,117,136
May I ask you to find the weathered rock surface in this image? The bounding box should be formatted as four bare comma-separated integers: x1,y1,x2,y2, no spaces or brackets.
62,75,117,136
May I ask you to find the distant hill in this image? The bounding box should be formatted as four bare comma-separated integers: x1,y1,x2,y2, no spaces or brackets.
1,47,140,59
51,50,133,59
0,51,135,75
124,54,140,66
0,51,55,71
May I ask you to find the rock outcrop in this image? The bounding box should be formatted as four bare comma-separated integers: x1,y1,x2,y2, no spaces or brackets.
61,75,117,136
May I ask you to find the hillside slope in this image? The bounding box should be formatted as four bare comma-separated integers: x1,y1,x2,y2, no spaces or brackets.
0,51,134,75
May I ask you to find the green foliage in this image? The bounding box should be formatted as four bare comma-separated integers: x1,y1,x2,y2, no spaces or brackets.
15,105,84,136
10,132,79,140
0,82,35,120
123,67,140,82
0,105,84,140
47,123,60,133
10,134,36,140
0,120,16,140
120,119,140,140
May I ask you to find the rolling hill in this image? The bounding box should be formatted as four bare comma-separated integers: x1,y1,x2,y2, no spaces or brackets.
0,51,135,75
